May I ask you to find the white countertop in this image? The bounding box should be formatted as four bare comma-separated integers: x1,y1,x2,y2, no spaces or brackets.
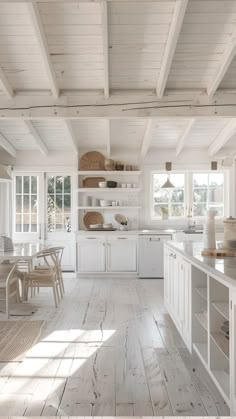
78,229,176,235
167,240,236,288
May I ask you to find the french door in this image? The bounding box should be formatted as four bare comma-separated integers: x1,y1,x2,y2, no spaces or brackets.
13,172,76,271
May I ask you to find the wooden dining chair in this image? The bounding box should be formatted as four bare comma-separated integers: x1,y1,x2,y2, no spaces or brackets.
34,246,65,297
24,250,60,307
0,263,20,318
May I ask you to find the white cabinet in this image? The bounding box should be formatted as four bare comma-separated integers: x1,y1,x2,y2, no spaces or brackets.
230,290,236,415
164,245,192,351
107,236,137,272
46,238,76,271
77,234,138,274
77,236,106,273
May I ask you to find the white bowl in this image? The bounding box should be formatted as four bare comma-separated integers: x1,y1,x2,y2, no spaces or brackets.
98,181,107,188
100,199,112,207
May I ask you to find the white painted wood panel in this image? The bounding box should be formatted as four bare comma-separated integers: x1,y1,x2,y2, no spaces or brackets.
78,241,106,272
107,237,137,272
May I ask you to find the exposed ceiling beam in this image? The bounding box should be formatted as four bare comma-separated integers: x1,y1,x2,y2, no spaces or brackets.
101,1,109,99
176,118,196,156
2,91,236,118
63,120,79,154
0,131,16,157
24,120,49,156
156,0,189,98
105,119,110,157
27,2,59,99
139,119,153,162
208,119,236,156
0,67,14,98
207,28,236,97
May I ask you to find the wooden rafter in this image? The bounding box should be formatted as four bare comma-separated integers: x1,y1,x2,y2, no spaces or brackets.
156,0,189,98
208,119,236,156
24,120,49,156
139,119,153,162
0,68,14,98
0,131,16,157
63,120,79,154
207,27,236,97
27,2,59,99
176,118,196,156
101,1,109,99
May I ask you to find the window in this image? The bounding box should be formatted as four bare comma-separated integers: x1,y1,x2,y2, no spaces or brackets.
47,175,71,232
151,171,226,220
192,172,224,217
152,173,185,218
15,175,38,232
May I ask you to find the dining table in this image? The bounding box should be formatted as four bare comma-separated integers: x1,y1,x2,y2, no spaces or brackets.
0,242,47,262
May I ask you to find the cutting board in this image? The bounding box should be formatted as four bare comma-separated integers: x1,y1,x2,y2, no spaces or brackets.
201,248,236,257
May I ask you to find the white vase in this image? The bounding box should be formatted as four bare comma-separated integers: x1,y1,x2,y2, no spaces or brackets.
203,210,217,249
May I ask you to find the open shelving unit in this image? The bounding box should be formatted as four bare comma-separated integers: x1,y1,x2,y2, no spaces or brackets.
192,266,209,365
192,266,231,405
209,276,230,402
76,170,142,230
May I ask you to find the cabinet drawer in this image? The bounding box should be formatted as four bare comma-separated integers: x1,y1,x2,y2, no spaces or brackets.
77,235,106,244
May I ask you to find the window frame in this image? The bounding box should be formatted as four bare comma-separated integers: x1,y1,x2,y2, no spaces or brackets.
14,174,39,234
150,170,187,220
150,169,228,221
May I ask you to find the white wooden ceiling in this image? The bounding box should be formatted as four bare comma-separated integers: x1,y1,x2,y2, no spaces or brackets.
0,117,236,160
0,1,236,97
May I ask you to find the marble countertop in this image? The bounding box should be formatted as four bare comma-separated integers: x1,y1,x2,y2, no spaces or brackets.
78,229,176,235
167,240,236,288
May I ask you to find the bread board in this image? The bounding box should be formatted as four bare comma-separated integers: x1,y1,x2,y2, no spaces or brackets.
201,248,236,257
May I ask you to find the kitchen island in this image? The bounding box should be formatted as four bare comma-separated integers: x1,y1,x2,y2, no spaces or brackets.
164,240,236,415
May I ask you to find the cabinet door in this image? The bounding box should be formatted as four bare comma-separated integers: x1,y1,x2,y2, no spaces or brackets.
230,290,236,414
46,237,75,271
164,247,170,305
182,259,192,351
77,240,106,272
107,237,137,272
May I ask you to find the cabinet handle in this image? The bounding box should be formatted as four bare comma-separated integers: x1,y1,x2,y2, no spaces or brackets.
87,237,97,240
117,237,128,240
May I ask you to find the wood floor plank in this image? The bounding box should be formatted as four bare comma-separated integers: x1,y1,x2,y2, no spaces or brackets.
0,276,230,416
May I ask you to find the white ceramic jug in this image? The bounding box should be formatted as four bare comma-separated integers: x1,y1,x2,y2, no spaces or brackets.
203,210,217,249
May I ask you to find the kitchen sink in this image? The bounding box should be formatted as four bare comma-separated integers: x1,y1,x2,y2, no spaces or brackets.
183,230,203,234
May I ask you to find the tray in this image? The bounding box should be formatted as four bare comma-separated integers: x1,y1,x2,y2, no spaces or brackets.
82,177,105,188
83,212,103,229
80,151,105,171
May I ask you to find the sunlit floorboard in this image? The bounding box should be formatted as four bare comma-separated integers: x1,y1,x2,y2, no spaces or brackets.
0,277,229,416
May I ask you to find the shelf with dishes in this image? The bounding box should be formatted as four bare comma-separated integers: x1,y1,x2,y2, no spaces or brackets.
78,170,141,176
77,188,142,193
78,206,141,210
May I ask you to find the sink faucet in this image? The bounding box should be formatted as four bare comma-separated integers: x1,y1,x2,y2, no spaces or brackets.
188,220,196,231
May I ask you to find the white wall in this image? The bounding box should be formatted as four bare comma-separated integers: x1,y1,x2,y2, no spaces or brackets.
0,147,235,231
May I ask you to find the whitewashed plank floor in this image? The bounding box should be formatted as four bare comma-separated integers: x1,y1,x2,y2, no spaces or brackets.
0,276,229,416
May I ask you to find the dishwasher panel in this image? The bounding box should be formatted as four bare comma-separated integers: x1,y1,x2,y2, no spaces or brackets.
138,235,171,278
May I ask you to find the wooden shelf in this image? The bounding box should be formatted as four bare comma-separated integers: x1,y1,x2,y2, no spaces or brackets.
211,369,230,400
212,302,229,321
193,342,208,364
194,287,207,301
78,206,141,210
78,171,141,176
211,332,229,359
195,311,208,331
76,188,142,193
